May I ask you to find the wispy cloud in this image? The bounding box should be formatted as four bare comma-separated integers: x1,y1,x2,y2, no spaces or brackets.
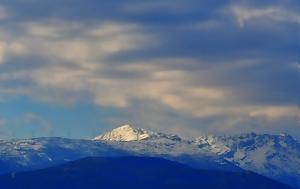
231,5,300,27
249,106,300,120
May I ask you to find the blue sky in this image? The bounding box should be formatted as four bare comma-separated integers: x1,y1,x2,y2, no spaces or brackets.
0,0,299,139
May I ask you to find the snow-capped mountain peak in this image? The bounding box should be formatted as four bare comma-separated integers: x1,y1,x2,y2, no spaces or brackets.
93,125,182,142
93,124,155,141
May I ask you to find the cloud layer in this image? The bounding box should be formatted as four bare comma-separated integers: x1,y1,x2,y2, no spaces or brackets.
0,0,299,138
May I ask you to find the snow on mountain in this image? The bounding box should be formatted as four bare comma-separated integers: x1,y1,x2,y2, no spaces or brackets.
94,124,181,141
193,133,300,188
0,125,299,188
0,138,129,174
94,125,214,160
194,135,230,155
93,125,236,171
193,133,300,175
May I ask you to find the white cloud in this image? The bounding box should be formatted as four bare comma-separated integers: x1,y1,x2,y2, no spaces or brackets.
249,106,300,120
20,21,155,64
0,41,28,64
0,18,298,135
23,21,82,38
27,55,232,112
86,22,138,37
0,20,158,107
2,39,299,122
7,42,28,55
231,5,300,27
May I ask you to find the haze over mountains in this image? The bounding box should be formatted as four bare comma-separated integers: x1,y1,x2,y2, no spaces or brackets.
0,124,299,188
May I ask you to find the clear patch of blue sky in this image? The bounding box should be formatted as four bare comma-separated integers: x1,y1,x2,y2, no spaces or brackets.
0,96,122,139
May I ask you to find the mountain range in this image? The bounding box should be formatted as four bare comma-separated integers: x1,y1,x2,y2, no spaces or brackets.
0,124,299,188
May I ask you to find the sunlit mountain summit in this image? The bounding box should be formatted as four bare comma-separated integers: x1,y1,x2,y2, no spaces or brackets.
94,124,155,141
94,124,181,141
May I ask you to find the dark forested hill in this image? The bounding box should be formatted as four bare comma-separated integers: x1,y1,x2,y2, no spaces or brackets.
0,156,293,189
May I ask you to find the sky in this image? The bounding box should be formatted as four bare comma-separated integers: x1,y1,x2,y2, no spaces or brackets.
0,0,299,139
